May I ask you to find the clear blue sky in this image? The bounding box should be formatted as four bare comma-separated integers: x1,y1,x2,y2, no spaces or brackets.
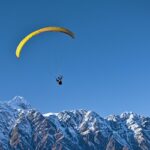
0,0,150,116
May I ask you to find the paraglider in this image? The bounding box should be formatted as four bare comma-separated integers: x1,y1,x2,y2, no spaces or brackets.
16,26,74,58
56,75,63,85
15,26,74,85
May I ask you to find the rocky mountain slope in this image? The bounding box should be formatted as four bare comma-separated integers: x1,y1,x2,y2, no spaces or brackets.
0,96,149,150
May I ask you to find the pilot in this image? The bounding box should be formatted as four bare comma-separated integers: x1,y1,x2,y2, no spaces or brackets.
56,75,63,85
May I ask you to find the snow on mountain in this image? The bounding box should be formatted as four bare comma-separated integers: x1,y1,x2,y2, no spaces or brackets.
0,97,149,150
7,96,31,110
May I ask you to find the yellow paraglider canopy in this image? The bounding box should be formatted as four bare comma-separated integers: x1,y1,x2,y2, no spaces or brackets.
16,26,74,58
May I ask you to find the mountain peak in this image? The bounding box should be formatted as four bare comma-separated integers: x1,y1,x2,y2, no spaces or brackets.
7,96,31,110
120,112,139,118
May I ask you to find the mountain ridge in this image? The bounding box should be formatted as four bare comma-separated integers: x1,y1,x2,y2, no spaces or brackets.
0,96,149,150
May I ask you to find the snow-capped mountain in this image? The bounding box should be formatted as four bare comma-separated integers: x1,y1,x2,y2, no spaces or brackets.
0,96,149,150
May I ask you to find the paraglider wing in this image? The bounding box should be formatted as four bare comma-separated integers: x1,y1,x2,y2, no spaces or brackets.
16,26,74,58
